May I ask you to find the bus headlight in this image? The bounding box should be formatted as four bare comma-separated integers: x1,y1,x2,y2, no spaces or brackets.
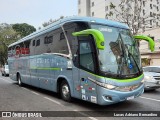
104,84,116,89
96,81,116,89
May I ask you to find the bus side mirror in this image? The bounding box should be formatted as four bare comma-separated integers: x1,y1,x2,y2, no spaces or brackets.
133,35,155,52
72,29,105,50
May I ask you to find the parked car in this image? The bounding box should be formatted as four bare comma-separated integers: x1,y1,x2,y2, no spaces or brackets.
1,65,9,77
143,66,160,91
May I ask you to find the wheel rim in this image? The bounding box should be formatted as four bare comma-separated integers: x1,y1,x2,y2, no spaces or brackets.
18,77,21,85
62,84,69,98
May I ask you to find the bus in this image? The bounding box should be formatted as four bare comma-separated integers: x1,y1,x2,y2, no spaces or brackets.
8,17,155,105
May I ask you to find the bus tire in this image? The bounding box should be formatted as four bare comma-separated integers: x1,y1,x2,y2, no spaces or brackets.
4,72,6,77
60,80,71,102
17,74,23,86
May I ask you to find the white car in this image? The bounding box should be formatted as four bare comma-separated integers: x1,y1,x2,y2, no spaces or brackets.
1,65,9,77
143,66,160,91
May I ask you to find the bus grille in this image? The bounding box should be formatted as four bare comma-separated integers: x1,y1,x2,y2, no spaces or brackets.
115,83,143,92
153,76,160,80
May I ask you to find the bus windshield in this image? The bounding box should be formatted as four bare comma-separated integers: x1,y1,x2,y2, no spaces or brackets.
91,24,142,78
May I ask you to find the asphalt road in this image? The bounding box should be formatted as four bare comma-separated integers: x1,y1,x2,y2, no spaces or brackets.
0,75,159,120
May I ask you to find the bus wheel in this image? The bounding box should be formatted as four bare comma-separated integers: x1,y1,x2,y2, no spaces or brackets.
60,80,71,102
17,74,22,86
4,72,6,77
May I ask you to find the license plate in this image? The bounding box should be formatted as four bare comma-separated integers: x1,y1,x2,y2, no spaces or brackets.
127,96,134,100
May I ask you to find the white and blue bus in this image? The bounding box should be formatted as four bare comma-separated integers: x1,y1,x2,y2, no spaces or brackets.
8,17,154,105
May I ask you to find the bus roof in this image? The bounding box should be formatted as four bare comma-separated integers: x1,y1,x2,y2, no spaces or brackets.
8,16,129,47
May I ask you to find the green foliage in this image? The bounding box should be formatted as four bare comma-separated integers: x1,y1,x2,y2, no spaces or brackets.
12,23,36,37
110,2,116,9
107,0,160,35
0,23,36,65
0,23,17,65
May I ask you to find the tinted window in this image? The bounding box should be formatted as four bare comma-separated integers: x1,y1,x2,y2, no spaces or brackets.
44,36,53,44
49,28,69,54
33,40,35,46
60,31,67,40
36,39,40,46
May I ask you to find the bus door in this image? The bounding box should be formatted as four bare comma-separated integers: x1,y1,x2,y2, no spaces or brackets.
78,40,97,103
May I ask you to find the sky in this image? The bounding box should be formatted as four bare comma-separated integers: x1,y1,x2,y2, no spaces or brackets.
0,0,77,29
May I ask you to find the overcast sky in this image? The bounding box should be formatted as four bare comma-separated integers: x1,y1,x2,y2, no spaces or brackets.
0,0,77,29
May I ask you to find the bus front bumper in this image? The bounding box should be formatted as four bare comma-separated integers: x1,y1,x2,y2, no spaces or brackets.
97,83,144,105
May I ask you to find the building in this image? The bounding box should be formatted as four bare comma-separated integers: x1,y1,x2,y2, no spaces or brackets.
78,0,160,66
78,0,160,29
139,28,160,66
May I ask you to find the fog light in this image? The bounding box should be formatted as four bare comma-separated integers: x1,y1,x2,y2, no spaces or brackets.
105,95,112,101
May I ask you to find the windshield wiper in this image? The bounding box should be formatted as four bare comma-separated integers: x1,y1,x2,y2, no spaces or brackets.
119,33,141,74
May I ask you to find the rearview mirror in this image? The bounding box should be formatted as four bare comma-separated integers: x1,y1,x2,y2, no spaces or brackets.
133,35,155,52
72,29,105,50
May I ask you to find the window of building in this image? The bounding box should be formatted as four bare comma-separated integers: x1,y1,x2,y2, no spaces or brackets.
105,6,108,11
92,12,94,16
36,39,40,46
150,4,152,9
143,18,145,24
143,9,145,15
150,12,152,17
157,6,159,11
156,22,158,26
78,9,81,14
143,1,145,7
92,2,94,7
78,0,81,5
150,20,152,25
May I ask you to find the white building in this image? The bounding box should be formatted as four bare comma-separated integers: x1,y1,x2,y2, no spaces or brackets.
78,0,160,30
78,0,160,66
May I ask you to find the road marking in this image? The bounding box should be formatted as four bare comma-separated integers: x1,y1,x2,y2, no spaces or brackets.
44,97,64,106
21,87,29,91
140,96,160,102
31,91,39,95
21,87,39,95
73,109,98,120
0,78,12,83
88,117,98,120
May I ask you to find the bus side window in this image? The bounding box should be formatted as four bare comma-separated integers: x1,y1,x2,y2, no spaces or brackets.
23,40,30,56
34,38,42,55
50,28,69,54
33,40,35,46
36,39,40,46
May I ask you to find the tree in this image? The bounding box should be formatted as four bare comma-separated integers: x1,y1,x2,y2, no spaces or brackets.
0,23,18,65
108,0,160,35
42,16,64,27
12,23,36,38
